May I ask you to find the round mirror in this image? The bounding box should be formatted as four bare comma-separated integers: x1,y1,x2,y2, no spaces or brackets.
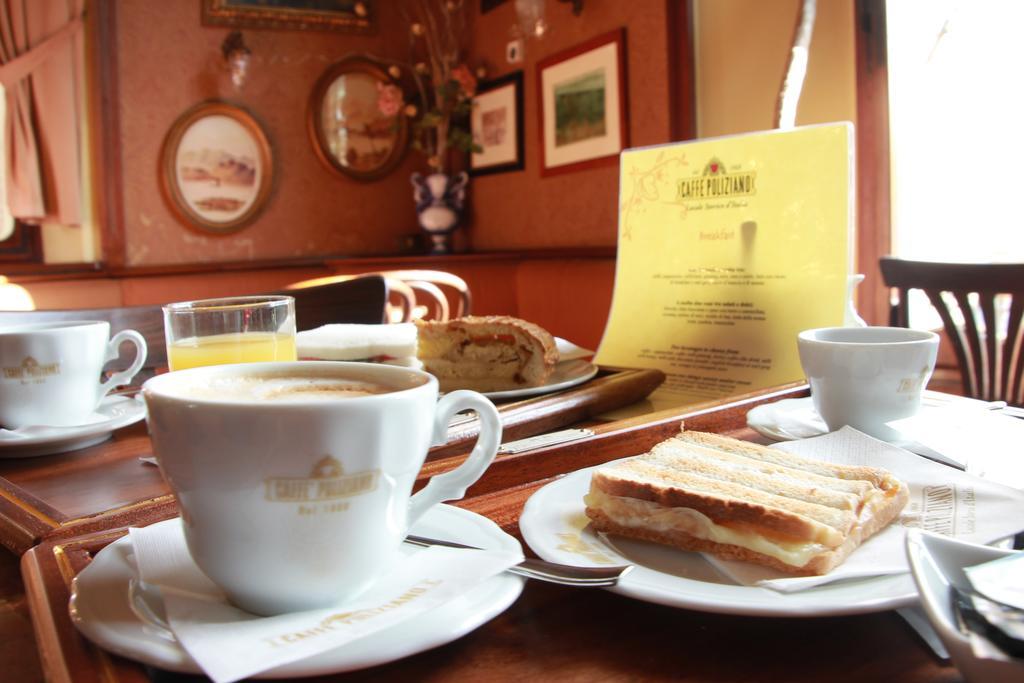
308,57,409,182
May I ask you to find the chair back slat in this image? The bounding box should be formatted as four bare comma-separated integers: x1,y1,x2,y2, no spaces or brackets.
1008,295,1024,404
880,256,1024,406
978,292,999,402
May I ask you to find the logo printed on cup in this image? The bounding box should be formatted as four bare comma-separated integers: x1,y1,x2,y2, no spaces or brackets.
264,456,380,506
2,356,61,381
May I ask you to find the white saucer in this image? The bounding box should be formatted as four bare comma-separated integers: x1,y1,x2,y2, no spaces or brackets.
483,359,599,401
745,394,987,469
745,396,831,441
519,464,917,617
69,504,525,678
0,395,146,458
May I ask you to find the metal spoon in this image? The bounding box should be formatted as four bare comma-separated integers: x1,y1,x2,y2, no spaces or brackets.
404,534,633,587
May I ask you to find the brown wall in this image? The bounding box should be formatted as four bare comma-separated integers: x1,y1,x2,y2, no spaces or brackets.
114,0,420,267
465,2,673,250
107,0,674,267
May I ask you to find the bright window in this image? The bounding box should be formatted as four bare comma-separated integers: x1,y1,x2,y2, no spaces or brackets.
886,0,1023,330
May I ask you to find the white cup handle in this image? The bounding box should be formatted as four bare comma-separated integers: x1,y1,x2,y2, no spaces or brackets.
98,329,148,402
407,390,501,527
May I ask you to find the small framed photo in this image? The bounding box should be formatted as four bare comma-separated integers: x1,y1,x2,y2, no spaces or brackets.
201,0,374,34
159,101,273,235
470,71,525,176
537,29,628,176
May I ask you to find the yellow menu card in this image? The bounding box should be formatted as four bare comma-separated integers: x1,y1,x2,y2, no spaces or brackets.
595,123,853,407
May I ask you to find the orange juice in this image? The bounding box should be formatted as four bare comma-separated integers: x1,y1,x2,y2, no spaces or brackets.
167,332,297,371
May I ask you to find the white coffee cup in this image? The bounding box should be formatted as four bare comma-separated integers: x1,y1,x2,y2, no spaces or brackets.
797,326,939,440
0,321,147,428
142,360,502,616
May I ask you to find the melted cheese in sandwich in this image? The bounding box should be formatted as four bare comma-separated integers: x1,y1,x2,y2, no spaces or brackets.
584,488,828,568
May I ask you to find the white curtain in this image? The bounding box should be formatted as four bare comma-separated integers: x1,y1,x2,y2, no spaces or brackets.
0,0,84,226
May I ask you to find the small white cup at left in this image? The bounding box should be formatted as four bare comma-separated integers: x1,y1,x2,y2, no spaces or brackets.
0,321,147,429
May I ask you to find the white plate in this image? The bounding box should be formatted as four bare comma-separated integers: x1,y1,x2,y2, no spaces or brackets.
0,395,146,458
482,358,599,401
905,530,1023,682
520,464,917,617
69,504,524,678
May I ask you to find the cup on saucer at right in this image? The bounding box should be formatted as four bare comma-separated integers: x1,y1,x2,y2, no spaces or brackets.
797,326,939,441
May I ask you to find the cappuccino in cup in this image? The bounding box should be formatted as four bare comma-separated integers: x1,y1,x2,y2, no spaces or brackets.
143,361,502,616
798,326,939,441
0,321,147,428
171,375,393,402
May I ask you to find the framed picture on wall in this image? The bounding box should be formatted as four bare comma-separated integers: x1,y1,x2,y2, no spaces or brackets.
537,29,628,176
159,101,274,235
201,0,375,34
470,71,524,176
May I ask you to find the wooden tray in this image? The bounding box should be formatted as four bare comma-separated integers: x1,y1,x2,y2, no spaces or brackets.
0,367,664,555
19,382,954,682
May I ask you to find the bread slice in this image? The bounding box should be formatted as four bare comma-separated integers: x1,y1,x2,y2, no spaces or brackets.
296,323,420,367
584,430,908,575
415,316,559,392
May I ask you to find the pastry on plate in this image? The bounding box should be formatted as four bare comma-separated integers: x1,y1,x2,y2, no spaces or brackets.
415,316,559,392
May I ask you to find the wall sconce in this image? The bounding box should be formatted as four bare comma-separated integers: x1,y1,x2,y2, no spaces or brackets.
221,31,251,89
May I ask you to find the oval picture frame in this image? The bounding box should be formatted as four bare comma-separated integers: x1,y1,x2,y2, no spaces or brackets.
159,101,273,235
308,56,409,182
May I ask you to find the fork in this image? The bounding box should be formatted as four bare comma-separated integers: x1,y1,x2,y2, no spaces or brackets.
404,534,633,587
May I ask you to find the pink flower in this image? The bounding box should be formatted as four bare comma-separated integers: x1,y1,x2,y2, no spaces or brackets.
451,64,477,98
376,82,404,117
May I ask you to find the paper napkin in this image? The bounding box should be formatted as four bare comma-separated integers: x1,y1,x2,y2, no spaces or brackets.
889,405,1024,488
128,519,522,683
705,427,1024,593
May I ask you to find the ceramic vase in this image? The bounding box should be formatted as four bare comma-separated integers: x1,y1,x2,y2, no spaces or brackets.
411,171,468,254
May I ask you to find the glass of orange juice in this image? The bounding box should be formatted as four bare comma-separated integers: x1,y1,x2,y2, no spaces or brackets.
162,296,297,371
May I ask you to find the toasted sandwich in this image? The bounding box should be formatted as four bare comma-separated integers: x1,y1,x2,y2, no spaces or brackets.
584,430,909,575
415,316,559,392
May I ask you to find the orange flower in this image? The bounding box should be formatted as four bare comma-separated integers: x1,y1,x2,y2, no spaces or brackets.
451,64,477,98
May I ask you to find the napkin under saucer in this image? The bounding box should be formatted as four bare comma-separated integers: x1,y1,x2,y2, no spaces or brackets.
0,395,145,458
746,394,977,469
69,504,524,679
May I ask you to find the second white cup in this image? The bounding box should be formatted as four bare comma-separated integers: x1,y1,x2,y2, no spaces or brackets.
0,321,147,428
797,326,939,441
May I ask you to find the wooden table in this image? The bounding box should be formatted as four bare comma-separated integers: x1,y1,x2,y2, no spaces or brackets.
15,383,961,682
0,367,664,555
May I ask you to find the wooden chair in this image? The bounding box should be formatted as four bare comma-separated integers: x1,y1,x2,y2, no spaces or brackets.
274,274,388,328
286,270,471,322
879,256,1024,405
377,270,472,319
284,274,413,323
